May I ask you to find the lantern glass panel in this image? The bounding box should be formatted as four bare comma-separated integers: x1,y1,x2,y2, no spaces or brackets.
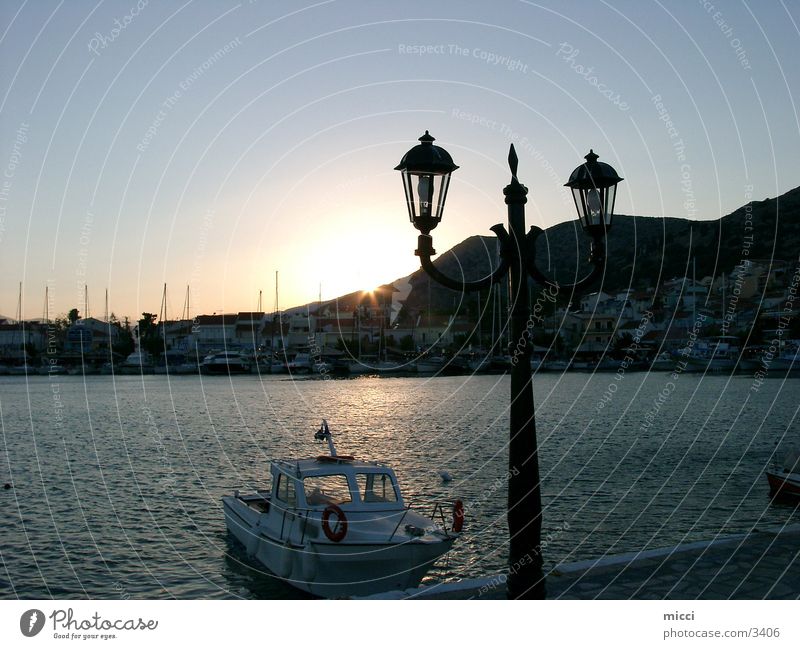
571,187,587,229
433,173,451,220
604,184,616,226
417,174,434,219
400,170,417,223
587,188,603,227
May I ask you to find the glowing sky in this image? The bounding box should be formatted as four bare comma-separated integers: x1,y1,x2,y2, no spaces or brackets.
1,0,798,319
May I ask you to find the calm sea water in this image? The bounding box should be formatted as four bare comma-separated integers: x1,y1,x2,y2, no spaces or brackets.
1,371,798,599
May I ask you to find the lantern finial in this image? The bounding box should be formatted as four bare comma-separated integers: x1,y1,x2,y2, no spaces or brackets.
508,144,519,179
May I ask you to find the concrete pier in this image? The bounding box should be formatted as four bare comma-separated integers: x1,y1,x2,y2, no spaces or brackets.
361,524,800,599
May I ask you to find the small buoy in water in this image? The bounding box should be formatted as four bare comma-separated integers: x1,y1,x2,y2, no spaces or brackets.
3,483,11,490
438,470,452,483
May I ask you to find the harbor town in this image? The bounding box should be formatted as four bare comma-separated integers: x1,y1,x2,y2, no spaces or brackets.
2,251,798,377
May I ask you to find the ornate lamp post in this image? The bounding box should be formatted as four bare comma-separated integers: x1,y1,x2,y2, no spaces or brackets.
395,132,623,599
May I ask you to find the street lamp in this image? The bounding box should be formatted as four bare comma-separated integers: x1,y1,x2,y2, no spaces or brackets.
396,132,623,599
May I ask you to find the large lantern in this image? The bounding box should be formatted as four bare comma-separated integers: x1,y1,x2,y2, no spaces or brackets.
395,131,459,234
564,150,623,235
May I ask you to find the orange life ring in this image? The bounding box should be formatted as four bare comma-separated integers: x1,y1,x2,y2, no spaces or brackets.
322,504,348,542
452,499,465,533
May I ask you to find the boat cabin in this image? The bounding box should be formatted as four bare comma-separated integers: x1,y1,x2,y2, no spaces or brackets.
269,457,406,512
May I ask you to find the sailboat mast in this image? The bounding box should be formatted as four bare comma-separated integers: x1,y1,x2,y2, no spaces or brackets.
318,282,322,339
160,283,168,324
272,271,279,354
183,284,190,321
15,282,22,357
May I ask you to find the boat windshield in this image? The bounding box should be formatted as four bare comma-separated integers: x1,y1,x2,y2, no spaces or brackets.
304,474,353,506
356,472,398,503
275,474,297,507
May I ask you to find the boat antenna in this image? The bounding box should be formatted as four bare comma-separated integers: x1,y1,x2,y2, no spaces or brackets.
314,419,337,457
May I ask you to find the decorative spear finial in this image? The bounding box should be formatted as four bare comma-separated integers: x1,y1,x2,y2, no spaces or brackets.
508,144,519,179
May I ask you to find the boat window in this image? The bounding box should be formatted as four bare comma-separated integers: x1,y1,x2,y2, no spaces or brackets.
303,474,352,506
356,472,398,503
275,474,296,507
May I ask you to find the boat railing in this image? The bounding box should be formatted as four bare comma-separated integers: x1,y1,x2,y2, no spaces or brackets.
389,506,412,541
430,501,451,532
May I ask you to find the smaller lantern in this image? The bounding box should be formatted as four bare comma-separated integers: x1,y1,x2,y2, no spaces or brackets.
564,150,623,235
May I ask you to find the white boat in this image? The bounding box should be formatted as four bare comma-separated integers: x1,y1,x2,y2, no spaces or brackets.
650,351,674,371
6,363,33,375
222,420,462,598
770,347,799,373
119,350,155,374
67,364,101,375
467,353,491,373
684,336,740,373
201,351,251,374
416,355,468,375
685,354,737,372
286,352,313,374
529,357,543,372
415,356,446,375
347,359,370,375
374,360,406,374
37,363,67,376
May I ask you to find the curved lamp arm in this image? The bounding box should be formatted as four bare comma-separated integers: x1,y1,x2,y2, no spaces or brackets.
416,224,511,293
525,226,606,293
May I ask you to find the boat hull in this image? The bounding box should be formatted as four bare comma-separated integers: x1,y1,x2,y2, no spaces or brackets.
202,362,251,374
766,470,800,498
223,496,454,598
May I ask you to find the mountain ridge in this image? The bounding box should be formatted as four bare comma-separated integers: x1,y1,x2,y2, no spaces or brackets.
393,184,800,322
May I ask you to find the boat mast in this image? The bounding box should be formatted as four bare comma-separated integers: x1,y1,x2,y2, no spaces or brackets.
272,271,279,356
180,284,190,321
160,283,167,345
84,284,89,319
317,282,322,354
160,283,167,321
16,282,22,359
